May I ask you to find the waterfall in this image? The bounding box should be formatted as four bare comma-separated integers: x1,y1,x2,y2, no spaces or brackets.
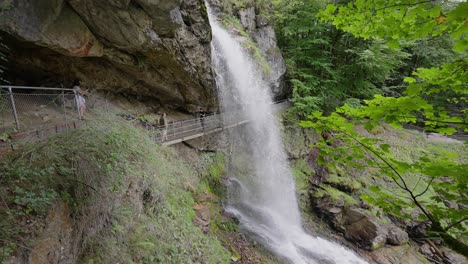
207,4,368,264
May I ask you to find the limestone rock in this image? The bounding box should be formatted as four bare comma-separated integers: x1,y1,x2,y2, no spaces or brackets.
134,0,184,36
386,226,409,246
442,247,468,264
256,15,268,28
312,194,346,232
312,204,410,251
215,0,289,99
419,243,434,257
344,208,388,250
283,124,320,159
0,1,103,57
369,245,428,264
239,7,256,33
1,0,217,112
251,25,287,98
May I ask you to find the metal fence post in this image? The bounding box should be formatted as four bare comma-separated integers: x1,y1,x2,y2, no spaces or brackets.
62,90,69,130
8,86,19,130
105,98,110,120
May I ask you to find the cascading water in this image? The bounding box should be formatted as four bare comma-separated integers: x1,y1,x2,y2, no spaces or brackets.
207,3,368,264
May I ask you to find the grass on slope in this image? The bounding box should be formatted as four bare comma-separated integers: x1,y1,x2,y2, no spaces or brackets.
0,120,230,263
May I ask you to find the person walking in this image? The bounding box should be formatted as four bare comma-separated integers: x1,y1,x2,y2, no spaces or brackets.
159,112,168,141
198,107,206,131
74,85,86,119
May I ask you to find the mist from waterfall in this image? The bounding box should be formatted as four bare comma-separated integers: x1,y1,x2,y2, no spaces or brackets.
207,4,368,264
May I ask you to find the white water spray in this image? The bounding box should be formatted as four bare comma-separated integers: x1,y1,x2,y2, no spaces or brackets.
207,4,368,264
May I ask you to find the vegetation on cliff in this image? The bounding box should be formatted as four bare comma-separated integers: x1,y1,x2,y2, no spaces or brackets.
0,121,231,263
270,0,467,256
0,0,466,262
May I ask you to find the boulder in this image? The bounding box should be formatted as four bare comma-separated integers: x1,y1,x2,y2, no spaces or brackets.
407,220,431,239
312,194,346,232
419,243,434,257
368,244,428,264
344,208,388,250
344,208,409,250
386,226,409,246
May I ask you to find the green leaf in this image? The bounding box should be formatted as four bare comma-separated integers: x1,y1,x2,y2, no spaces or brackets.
404,77,416,84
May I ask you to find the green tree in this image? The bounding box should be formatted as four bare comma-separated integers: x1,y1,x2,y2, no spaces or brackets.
301,107,467,254
318,0,467,132
271,0,409,115
299,0,467,254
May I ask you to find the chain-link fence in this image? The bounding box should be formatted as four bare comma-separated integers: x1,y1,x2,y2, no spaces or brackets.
0,86,113,133
0,86,114,152
1,86,79,131
0,87,290,152
0,88,14,132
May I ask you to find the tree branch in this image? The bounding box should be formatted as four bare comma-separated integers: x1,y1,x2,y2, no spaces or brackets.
344,131,408,190
444,217,468,232
342,131,437,224
374,1,433,12
414,175,436,198
412,174,423,193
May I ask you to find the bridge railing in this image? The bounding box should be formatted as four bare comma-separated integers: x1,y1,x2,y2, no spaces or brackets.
146,113,224,144
144,111,250,144
1,85,291,150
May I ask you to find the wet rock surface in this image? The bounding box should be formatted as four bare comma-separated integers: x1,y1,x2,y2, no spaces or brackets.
245,13,287,99
386,226,409,246
312,194,412,251
0,0,216,112
209,0,289,99
368,244,428,264
343,208,389,251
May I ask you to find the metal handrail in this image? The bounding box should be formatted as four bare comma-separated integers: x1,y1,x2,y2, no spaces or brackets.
1,84,291,147
0,85,76,91
149,115,245,141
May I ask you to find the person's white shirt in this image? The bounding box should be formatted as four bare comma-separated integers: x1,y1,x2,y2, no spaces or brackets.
74,86,86,107
77,94,86,107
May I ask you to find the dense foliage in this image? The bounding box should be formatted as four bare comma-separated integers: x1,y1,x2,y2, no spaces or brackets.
318,0,467,130
271,0,463,116
271,0,467,255
271,0,410,114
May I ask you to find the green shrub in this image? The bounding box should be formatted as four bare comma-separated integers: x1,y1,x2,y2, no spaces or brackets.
313,186,358,206
0,121,231,263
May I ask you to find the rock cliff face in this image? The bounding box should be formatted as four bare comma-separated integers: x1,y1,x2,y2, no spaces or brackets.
238,7,288,99
0,0,216,112
210,0,289,99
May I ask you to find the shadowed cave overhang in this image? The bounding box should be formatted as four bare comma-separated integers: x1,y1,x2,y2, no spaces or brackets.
0,0,218,112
